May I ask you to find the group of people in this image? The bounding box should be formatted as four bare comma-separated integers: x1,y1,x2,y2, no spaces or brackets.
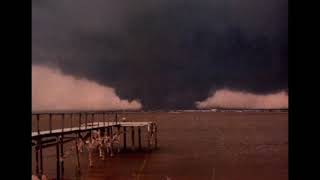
77,129,122,167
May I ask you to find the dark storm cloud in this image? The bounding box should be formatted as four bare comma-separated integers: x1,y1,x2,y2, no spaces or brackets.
32,0,288,109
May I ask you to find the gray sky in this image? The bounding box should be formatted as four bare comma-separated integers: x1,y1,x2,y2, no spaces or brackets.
32,0,288,109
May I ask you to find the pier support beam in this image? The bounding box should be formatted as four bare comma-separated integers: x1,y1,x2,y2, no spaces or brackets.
138,127,141,150
35,144,39,175
155,124,158,149
60,135,64,178
56,137,60,180
74,139,81,176
131,127,135,150
107,127,110,136
39,139,43,175
147,125,151,152
123,127,126,150
100,128,105,137
115,113,118,124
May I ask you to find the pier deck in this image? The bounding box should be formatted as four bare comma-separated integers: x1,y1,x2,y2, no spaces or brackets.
32,121,152,138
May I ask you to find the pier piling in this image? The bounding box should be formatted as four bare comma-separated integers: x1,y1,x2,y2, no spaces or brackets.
60,135,64,178
74,138,81,176
147,128,151,151
56,136,60,180
155,124,158,149
131,127,135,150
123,127,127,150
36,114,40,135
138,127,141,150
35,144,39,175
39,139,43,175
49,114,52,134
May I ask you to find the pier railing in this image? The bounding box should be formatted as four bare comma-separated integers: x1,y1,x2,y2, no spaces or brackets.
31,111,141,136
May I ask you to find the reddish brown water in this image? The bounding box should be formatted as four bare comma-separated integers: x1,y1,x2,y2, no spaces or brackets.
32,112,288,180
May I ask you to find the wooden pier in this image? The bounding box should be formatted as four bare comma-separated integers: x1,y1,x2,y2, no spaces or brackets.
31,111,158,180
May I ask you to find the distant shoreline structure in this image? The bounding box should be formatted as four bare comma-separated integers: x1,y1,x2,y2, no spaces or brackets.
145,108,288,113
171,108,288,113
32,108,288,114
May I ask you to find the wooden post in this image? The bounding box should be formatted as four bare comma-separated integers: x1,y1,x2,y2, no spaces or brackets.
147,125,151,152
49,114,52,134
35,144,39,175
103,112,106,127
39,139,43,175
138,127,141,150
70,113,73,130
131,127,135,150
60,135,64,178
79,113,82,131
92,113,94,127
97,113,99,127
107,113,109,127
155,124,158,149
36,114,40,135
115,113,118,125
61,114,64,133
75,139,81,176
123,127,126,150
56,136,60,180
100,128,105,136
85,113,87,129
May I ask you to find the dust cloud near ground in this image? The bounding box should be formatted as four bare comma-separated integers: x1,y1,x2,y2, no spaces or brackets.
196,89,288,109
32,65,142,111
